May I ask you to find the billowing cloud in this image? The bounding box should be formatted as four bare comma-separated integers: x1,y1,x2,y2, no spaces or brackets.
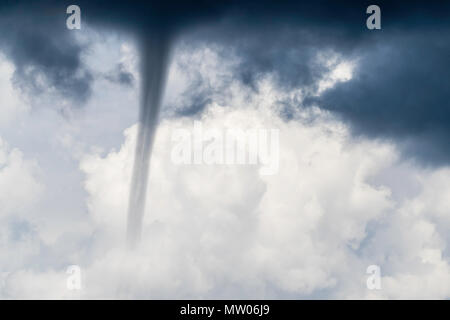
76,78,450,298
75,93,450,299
0,137,43,278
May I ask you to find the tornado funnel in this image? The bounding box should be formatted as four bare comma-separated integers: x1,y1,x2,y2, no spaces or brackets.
127,33,170,249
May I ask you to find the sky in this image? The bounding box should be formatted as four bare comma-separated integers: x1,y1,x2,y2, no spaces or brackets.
0,0,449,299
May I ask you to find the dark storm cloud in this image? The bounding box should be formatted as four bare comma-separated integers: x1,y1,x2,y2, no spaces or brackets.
305,31,450,164
0,2,93,103
0,0,438,102
0,0,449,164
164,0,450,165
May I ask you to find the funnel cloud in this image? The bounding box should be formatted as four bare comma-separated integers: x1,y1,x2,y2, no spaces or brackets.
127,33,171,248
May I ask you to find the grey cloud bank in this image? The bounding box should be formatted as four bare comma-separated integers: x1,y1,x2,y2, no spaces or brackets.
0,1,449,165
